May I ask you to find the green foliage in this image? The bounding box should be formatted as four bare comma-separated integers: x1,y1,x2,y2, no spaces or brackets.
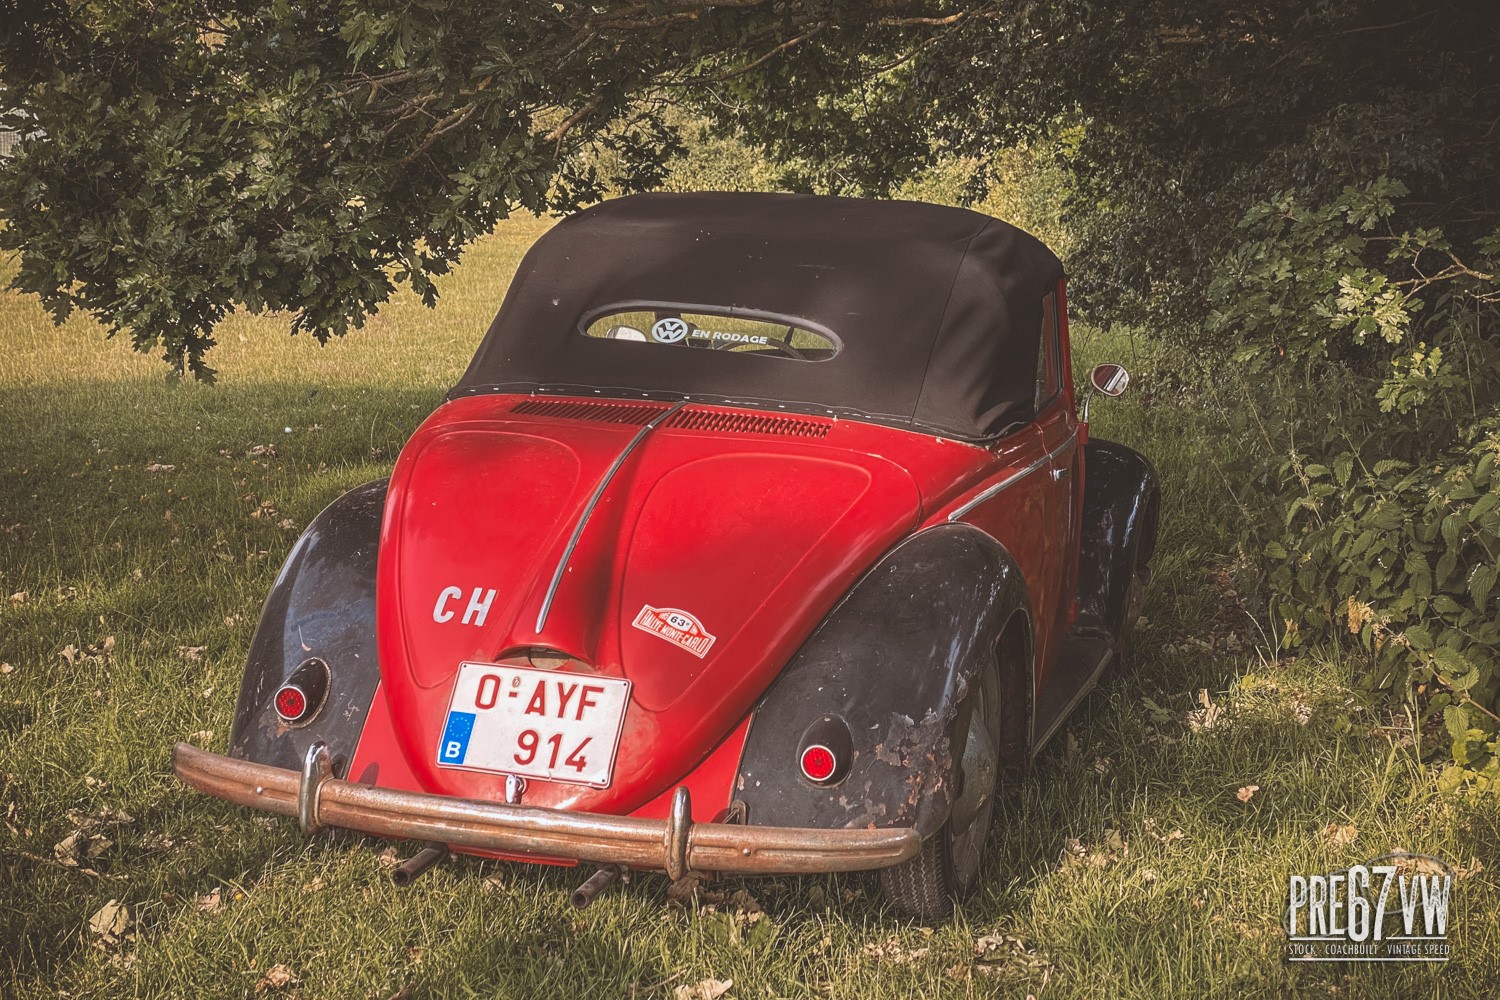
1209,180,1414,369
656,111,783,194
893,144,1075,259
1375,344,1464,415
1259,424,1500,778
9,2,1495,373
0,1,884,377
1213,178,1500,788
709,3,1498,333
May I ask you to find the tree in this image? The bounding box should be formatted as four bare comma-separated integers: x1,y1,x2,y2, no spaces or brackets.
707,1,1499,336
2,1,1495,372
0,0,949,376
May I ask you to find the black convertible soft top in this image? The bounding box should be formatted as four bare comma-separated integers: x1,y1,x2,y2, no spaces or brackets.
453,192,1064,441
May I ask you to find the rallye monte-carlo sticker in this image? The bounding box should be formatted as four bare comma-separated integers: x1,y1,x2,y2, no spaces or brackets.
632,605,716,658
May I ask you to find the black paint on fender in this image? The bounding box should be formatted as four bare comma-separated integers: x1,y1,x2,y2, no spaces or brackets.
1074,439,1160,644
734,525,1032,839
229,480,387,774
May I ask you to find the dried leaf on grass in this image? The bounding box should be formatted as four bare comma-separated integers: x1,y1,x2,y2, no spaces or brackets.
58,636,116,667
971,931,1054,979
1059,829,1129,869
55,804,133,862
673,978,732,1000
1143,818,1186,846
1236,784,1260,803
862,936,931,964
4,800,25,838
1392,853,1449,876
666,871,710,907
255,964,299,992
974,932,1028,962
66,806,133,828
1185,689,1226,732
1322,822,1358,848
54,830,113,866
88,899,130,946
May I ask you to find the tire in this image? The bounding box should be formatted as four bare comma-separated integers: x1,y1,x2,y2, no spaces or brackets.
879,658,1003,920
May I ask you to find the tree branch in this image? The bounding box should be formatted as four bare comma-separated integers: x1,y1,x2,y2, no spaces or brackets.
399,103,478,166
545,97,605,149
668,22,828,86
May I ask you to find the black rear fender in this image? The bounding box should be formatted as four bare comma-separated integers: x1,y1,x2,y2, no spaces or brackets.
733,524,1032,839
228,480,387,773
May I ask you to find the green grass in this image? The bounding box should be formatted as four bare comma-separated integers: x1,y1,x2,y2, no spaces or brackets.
2,216,1497,999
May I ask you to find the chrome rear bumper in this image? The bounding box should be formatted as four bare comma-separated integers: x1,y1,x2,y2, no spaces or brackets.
172,742,921,877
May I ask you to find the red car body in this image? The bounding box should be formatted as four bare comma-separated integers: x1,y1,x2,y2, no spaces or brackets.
175,193,1159,918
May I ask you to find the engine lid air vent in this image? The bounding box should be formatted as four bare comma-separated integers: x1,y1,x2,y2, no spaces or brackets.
664,407,831,438
510,399,669,425
509,398,832,438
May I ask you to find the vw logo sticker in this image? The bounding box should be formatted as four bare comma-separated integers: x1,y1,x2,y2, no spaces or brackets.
651,317,690,344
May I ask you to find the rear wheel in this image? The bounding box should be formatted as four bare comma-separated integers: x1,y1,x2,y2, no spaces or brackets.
879,659,1003,920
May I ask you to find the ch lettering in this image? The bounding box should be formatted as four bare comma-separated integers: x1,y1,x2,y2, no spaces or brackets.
433,585,497,626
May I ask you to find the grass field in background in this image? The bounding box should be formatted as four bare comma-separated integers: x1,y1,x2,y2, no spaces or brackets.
2,215,1497,999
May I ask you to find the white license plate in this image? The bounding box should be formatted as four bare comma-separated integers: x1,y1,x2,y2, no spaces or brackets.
435,662,631,788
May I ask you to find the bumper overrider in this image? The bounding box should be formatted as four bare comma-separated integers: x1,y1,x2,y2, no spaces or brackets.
172,742,921,878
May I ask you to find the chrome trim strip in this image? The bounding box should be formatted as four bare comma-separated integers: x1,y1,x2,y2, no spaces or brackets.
535,400,687,633
946,429,1079,523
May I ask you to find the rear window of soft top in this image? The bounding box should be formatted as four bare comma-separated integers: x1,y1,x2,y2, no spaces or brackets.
580,304,840,362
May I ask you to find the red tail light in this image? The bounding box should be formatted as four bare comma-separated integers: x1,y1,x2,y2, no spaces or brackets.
797,715,853,785
274,685,309,722
273,657,330,726
799,744,838,783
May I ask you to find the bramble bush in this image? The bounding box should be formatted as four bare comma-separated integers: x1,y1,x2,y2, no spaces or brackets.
1209,179,1500,790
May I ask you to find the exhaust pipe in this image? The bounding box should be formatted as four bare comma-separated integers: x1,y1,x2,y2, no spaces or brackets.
570,864,623,909
391,843,448,886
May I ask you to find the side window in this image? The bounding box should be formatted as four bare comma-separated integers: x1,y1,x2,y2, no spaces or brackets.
1034,291,1062,413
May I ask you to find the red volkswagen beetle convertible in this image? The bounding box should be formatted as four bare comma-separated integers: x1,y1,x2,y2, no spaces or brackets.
174,193,1158,918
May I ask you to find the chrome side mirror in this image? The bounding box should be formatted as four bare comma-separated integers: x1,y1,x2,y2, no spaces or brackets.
1090,363,1130,396
1082,363,1130,422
